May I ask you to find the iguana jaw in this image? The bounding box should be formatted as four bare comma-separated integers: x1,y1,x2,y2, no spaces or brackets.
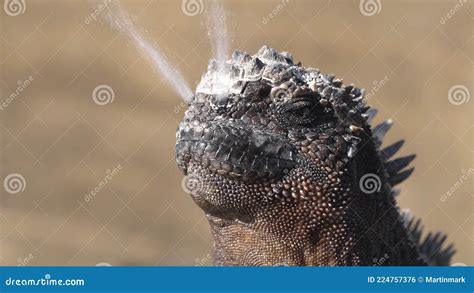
177,148,367,266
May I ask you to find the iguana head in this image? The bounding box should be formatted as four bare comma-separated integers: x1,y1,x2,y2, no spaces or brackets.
176,46,417,265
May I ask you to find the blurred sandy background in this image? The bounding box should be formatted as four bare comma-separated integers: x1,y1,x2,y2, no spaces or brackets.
0,0,472,266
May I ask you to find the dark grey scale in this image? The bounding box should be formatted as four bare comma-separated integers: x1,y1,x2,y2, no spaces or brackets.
215,145,232,162
195,142,207,157
385,155,416,176
379,140,404,161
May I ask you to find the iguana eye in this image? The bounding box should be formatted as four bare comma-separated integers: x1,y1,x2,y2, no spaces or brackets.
281,97,317,125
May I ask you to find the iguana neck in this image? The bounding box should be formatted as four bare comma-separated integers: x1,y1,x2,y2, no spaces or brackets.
207,152,425,266
208,215,360,266
208,202,424,266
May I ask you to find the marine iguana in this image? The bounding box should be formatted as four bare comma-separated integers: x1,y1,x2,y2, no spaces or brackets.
175,46,455,266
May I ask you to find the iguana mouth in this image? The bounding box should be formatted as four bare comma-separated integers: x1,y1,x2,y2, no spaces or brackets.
176,120,297,181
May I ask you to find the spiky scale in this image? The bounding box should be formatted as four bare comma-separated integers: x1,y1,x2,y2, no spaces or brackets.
390,188,401,197
380,140,405,162
385,154,416,175
373,119,393,146
365,108,378,124
390,167,415,186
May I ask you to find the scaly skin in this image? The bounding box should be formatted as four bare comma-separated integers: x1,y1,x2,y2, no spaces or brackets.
175,46,453,266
